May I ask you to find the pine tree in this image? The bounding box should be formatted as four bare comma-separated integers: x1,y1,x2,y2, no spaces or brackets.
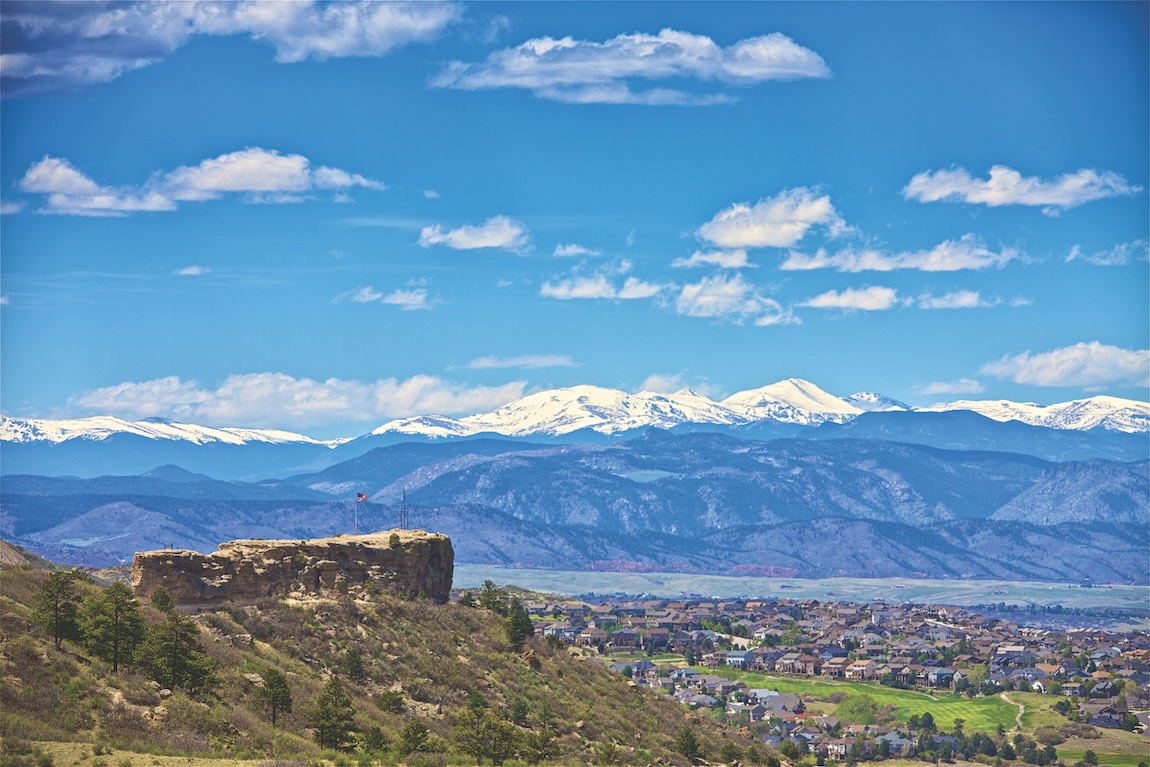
34,570,85,649
253,668,293,728
82,582,146,672
674,727,700,761
399,719,429,755
505,597,534,652
309,676,356,751
136,610,218,696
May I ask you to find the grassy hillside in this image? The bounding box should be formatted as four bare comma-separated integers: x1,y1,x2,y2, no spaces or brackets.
0,562,748,766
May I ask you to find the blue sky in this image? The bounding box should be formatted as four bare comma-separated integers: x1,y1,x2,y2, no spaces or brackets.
1,1,1147,438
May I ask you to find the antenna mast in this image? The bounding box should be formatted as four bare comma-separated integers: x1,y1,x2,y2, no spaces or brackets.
399,487,410,531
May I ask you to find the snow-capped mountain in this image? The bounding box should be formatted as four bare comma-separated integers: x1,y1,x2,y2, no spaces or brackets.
844,392,911,412
920,396,1150,434
721,378,863,423
0,415,337,447
5,381,1149,450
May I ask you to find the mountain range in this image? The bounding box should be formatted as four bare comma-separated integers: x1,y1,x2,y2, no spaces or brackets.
3,379,1146,584
2,379,1148,479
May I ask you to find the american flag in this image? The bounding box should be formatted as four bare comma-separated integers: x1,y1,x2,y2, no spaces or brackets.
356,492,368,502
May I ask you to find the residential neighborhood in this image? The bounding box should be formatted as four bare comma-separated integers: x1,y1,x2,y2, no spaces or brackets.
500,591,1150,761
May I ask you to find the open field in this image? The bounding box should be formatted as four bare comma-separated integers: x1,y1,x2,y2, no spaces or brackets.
718,671,1020,733
455,566,1149,613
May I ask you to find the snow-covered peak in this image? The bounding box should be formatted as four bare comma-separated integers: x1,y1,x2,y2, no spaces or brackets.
370,415,473,439
844,392,911,412
721,378,861,424
921,395,1150,433
457,385,747,436
0,415,336,446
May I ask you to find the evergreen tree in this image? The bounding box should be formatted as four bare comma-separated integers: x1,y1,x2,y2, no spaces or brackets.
81,582,146,672
674,727,700,761
452,706,521,766
399,719,429,755
136,610,218,696
34,570,85,649
309,676,356,751
150,586,176,613
341,648,365,681
253,668,293,728
505,597,534,652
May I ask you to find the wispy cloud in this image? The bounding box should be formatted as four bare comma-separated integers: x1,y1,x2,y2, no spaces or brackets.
2,1,461,96
697,187,849,249
432,28,829,105
381,288,434,311
671,249,751,269
979,341,1149,389
800,286,903,312
419,215,529,253
554,243,601,257
467,354,578,370
541,260,665,300
1066,239,1149,266
0,200,27,215
782,234,1015,272
918,378,985,396
176,265,211,276
336,284,436,310
903,165,1140,214
18,149,383,216
70,371,524,428
675,272,795,326
917,290,993,310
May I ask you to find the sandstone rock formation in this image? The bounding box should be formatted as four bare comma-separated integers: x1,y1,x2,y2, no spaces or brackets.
131,530,453,610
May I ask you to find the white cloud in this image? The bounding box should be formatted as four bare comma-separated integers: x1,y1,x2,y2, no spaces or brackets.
337,285,435,310
541,260,665,300
979,342,1150,389
918,379,985,396
18,156,175,216
336,286,385,303
18,149,382,216
163,148,382,201
432,28,829,105
903,165,1140,214
419,215,529,252
1066,239,1149,266
1009,296,1033,307
697,188,848,249
800,286,903,311
671,249,751,269
675,272,795,326
638,373,720,397
176,265,210,276
554,243,601,257
782,234,1016,272
0,296,10,306
2,1,461,96
540,274,664,300
70,372,526,429
381,288,434,311
423,189,440,199
0,200,26,215
917,290,993,310
467,354,578,370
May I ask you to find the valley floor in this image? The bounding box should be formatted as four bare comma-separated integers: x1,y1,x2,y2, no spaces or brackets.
454,567,1150,615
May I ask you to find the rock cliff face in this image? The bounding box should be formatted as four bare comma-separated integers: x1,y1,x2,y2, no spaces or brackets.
131,530,453,610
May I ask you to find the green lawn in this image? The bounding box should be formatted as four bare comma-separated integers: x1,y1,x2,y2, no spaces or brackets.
1058,751,1148,767
717,671,1020,733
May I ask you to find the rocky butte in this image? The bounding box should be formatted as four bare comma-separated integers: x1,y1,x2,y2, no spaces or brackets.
131,530,453,611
